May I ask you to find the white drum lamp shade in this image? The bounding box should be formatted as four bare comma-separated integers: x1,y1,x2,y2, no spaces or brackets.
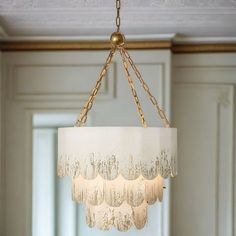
58,127,177,231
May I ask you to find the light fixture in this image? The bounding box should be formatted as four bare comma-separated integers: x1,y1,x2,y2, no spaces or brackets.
58,0,177,232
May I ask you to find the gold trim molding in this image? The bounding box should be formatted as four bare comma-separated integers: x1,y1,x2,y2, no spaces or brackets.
0,40,171,51
172,44,236,53
0,40,236,53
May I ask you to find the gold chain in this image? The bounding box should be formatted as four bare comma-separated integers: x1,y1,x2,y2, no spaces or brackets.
122,49,170,128
119,49,147,128
75,49,115,127
74,0,170,128
116,0,121,32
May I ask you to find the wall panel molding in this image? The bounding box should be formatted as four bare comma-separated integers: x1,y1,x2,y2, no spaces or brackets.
4,52,117,102
8,63,115,101
172,83,234,236
2,50,172,236
172,53,236,236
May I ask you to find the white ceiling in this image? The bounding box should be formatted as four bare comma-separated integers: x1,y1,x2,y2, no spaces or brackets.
0,0,236,41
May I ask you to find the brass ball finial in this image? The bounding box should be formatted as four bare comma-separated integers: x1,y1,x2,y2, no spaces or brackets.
110,32,125,47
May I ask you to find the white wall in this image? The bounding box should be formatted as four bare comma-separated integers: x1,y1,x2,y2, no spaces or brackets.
0,51,3,236
1,50,236,236
172,53,236,236
1,50,172,236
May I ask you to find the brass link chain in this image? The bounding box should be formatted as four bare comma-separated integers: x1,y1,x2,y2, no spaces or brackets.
74,0,170,128
75,48,116,127
116,0,121,32
122,49,170,128
119,49,148,128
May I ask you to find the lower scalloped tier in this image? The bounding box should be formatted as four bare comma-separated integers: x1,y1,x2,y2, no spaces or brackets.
86,201,148,231
72,174,163,207
58,151,177,180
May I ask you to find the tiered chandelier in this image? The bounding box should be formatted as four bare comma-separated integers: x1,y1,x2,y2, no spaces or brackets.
57,0,177,232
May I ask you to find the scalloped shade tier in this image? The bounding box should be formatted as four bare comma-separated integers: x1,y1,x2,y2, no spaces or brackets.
57,127,177,231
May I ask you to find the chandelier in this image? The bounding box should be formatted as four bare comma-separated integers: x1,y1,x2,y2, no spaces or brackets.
57,0,177,232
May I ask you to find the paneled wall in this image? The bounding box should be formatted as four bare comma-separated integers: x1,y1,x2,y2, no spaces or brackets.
0,51,3,236
1,50,172,236
172,54,236,236
1,50,236,236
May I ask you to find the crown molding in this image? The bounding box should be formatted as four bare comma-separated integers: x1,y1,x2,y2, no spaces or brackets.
0,40,172,51
172,43,236,53
0,33,175,51
1,40,236,53
1,32,236,53
1,1,236,39
2,32,236,44
173,36,236,44
0,33,176,42
172,36,236,53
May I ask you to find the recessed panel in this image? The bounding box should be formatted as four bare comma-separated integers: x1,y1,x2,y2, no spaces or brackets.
12,63,114,101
